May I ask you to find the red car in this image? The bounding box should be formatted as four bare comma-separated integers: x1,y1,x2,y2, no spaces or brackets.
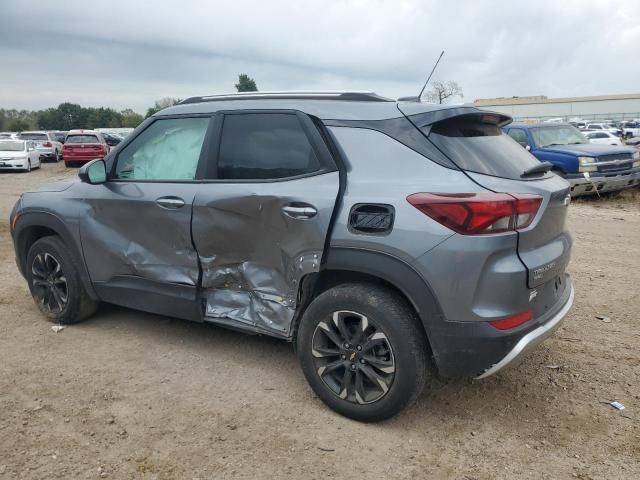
62,130,110,167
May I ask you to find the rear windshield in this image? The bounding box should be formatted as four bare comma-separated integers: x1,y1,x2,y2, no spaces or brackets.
0,141,25,151
427,117,542,180
65,135,100,144
19,133,47,141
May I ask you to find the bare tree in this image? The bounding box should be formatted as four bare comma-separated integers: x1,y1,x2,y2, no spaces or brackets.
423,80,464,104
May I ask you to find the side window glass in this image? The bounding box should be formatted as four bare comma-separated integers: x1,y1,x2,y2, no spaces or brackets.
507,128,529,146
216,113,321,180
114,117,209,180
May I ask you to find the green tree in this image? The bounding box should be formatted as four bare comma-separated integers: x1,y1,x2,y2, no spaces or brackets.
145,97,181,118
55,103,86,130
235,74,258,92
121,109,144,128
7,118,30,131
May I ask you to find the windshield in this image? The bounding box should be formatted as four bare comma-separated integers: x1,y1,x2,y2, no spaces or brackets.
0,141,25,151
19,133,47,141
531,125,587,148
65,135,100,144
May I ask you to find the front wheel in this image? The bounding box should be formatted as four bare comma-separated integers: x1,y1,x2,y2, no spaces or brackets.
26,236,98,324
297,283,430,422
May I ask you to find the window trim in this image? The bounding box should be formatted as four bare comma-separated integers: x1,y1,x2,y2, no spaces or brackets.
107,114,215,183
200,109,338,184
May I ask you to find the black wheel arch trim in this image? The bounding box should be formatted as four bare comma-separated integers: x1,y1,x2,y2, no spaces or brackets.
318,246,447,369
12,210,99,300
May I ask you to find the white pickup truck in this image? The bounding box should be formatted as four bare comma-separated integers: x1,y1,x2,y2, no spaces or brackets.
620,121,640,138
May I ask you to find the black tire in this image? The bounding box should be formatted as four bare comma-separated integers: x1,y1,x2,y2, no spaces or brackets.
26,236,98,324
297,283,429,422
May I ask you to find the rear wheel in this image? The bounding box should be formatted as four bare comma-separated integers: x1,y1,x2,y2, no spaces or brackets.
26,236,98,324
297,283,429,422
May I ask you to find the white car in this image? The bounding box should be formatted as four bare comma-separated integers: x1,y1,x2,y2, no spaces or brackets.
0,139,41,172
0,132,18,140
583,131,623,146
585,123,621,136
18,131,62,162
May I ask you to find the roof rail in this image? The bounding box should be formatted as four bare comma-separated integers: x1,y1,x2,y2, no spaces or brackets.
179,91,394,105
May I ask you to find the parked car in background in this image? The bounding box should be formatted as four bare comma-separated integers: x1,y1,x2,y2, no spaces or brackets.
62,130,109,167
0,132,19,139
0,139,41,172
10,92,575,421
504,123,639,196
569,121,587,130
51,131,68,144
585,123,623,137
626,137,640,153
620,121,640,139
102,132,123,147
584,131,623,146
18,131,62,162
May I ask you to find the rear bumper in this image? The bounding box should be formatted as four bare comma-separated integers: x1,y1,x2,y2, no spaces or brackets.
430,274,573,378
475,284,574,379
567,168,640,197
64,156,100,164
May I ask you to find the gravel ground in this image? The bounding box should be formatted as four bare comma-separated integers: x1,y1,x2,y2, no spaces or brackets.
0,162,638,479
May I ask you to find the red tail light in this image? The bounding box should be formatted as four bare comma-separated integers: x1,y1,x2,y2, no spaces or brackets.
406,192,542,235
42,142,52,147
489,310,532,330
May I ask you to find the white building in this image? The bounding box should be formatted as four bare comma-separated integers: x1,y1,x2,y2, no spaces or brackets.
473,93,640,122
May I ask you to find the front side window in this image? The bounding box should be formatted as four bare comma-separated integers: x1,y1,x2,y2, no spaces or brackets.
114,117,209,180
217,113,320,180
507,128,529,145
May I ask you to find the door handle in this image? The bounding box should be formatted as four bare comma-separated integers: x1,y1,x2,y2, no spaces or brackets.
156,196,185,209
282,204,317,219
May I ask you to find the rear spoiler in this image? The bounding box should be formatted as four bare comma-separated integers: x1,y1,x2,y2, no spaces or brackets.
398,105,512,130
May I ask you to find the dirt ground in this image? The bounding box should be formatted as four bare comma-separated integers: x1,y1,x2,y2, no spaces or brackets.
0,162,638,480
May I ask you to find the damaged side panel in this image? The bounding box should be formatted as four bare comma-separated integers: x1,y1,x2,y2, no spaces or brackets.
192,172,339,337
80,182,200,285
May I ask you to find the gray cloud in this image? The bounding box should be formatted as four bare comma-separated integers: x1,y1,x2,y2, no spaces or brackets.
0,0,638,112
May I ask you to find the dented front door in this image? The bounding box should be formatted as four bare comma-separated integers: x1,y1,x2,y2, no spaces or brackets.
192,172,340,337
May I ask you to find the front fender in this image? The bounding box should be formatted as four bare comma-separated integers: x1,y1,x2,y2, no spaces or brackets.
12,210,98,300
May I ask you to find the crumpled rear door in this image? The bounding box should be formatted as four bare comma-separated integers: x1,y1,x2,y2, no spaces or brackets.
192,173,339,337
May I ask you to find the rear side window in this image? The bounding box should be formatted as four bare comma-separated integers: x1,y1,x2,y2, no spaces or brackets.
217,113,321,180
65,135,100,144
114,117,209,180
427,117,542,180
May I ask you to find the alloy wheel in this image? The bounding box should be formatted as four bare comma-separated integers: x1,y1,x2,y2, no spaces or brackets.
31,253,68,313
311,310,395,404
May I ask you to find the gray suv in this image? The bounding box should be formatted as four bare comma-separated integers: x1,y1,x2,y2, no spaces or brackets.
10,92,574,421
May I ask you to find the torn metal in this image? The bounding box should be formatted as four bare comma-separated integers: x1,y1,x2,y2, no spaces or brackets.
192,174,338,337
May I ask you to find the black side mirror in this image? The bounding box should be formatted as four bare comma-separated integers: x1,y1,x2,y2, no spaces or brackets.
78,159,107,185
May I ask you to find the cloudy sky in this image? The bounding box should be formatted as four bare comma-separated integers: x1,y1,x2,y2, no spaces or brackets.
1,0,639,113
